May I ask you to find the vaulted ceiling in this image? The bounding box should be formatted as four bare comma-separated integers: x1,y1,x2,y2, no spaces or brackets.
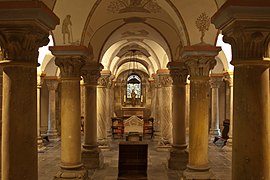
41,0,227,77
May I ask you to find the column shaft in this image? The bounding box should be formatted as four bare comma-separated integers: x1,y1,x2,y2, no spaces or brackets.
157,70,172,148
60,79,81,167
182,44,221,179
2,66,37,180
0,2,59,179
81,64,104,169
84,85,97,146
212,3,270,179
210,78,222,137
167,62,189,170
189,80,210,168
46,80,59,140
232,65,270,179
50,46,88,179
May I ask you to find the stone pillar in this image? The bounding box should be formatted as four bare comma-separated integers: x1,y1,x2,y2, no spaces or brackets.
97,70,110,148
182,44,221,179
167,62,189,170
37,72,46,152
224,72,233,145
156,69,173,150
105,76,113,139
46,77,60,140
81,63,104,169
213,2,270,179
0,2,59,179
209,76,223,137
50,46,88,179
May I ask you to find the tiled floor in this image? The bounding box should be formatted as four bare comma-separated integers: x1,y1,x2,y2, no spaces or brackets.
38,139,232,180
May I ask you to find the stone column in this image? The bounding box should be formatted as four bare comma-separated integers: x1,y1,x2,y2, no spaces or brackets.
209,76,223,137
97,71,110,148
105,76,113,139
157,69,173,149
167,62,189,170
46,77,60,140
0,2,59,180
50,46,88,179
224,72,233,145
81,63,104,169
182,44,221,179
213,3,270,179
37,72,46,152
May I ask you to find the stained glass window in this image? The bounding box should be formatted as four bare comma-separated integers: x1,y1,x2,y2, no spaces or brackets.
127,74,141,98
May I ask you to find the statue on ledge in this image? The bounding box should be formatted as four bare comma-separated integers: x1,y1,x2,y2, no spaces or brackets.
131,89,136,106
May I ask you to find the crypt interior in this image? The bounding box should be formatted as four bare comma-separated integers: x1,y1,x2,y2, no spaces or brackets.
0,0,270,180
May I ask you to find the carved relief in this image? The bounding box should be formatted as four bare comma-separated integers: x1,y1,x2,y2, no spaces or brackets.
121,30,149,37
209,77,223,88
184,56,216,77
170,68,189,85
98,75,111,88
158,75,173,87
82,69,101,85
223,28,270,61
0,28,49,63
107,0,161,14
195,12,210,43
55,57,85,78
62,15,73,44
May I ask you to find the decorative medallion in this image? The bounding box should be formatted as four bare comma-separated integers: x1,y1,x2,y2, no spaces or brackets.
195,12,210,43
107,0,161,14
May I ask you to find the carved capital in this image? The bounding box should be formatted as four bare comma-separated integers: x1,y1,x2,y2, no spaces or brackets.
55,57,85,79
184,56,216,79
223,29,270,62
212,2,270,64
50,46,90,79
224,73,233,87
0,1,59,64
209,77,223,88
81,63,103,85
46,79,59,91
167,62,189,85
158,74,172,87
0,28,49,63
37,72,46,88
98,75,110,88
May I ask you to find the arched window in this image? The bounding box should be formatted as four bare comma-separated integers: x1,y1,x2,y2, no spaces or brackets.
127,74,141,98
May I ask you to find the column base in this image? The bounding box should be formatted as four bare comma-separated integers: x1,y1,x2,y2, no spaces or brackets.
168,145,188,170
183,165,216,180
98,139,110,149
226,137,232,146
54,167,88,180
37,136,46,153
47,130,60,141
209,129,221,137
156,139,171,152
82,145,104,169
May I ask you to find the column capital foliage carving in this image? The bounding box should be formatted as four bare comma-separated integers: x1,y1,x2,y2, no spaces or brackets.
184,56,217,78
81,63,103,85
0,27,49,64
55,57,85,78
46,79,59,91
223,28,270,62
82,69,101,85
0,1,59,64
209,77,223,88
98,75,112,88
167,62,189,85
158,74,172,87
212,2,270,63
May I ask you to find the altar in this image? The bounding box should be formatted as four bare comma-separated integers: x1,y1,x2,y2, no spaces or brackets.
121,107,145,118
